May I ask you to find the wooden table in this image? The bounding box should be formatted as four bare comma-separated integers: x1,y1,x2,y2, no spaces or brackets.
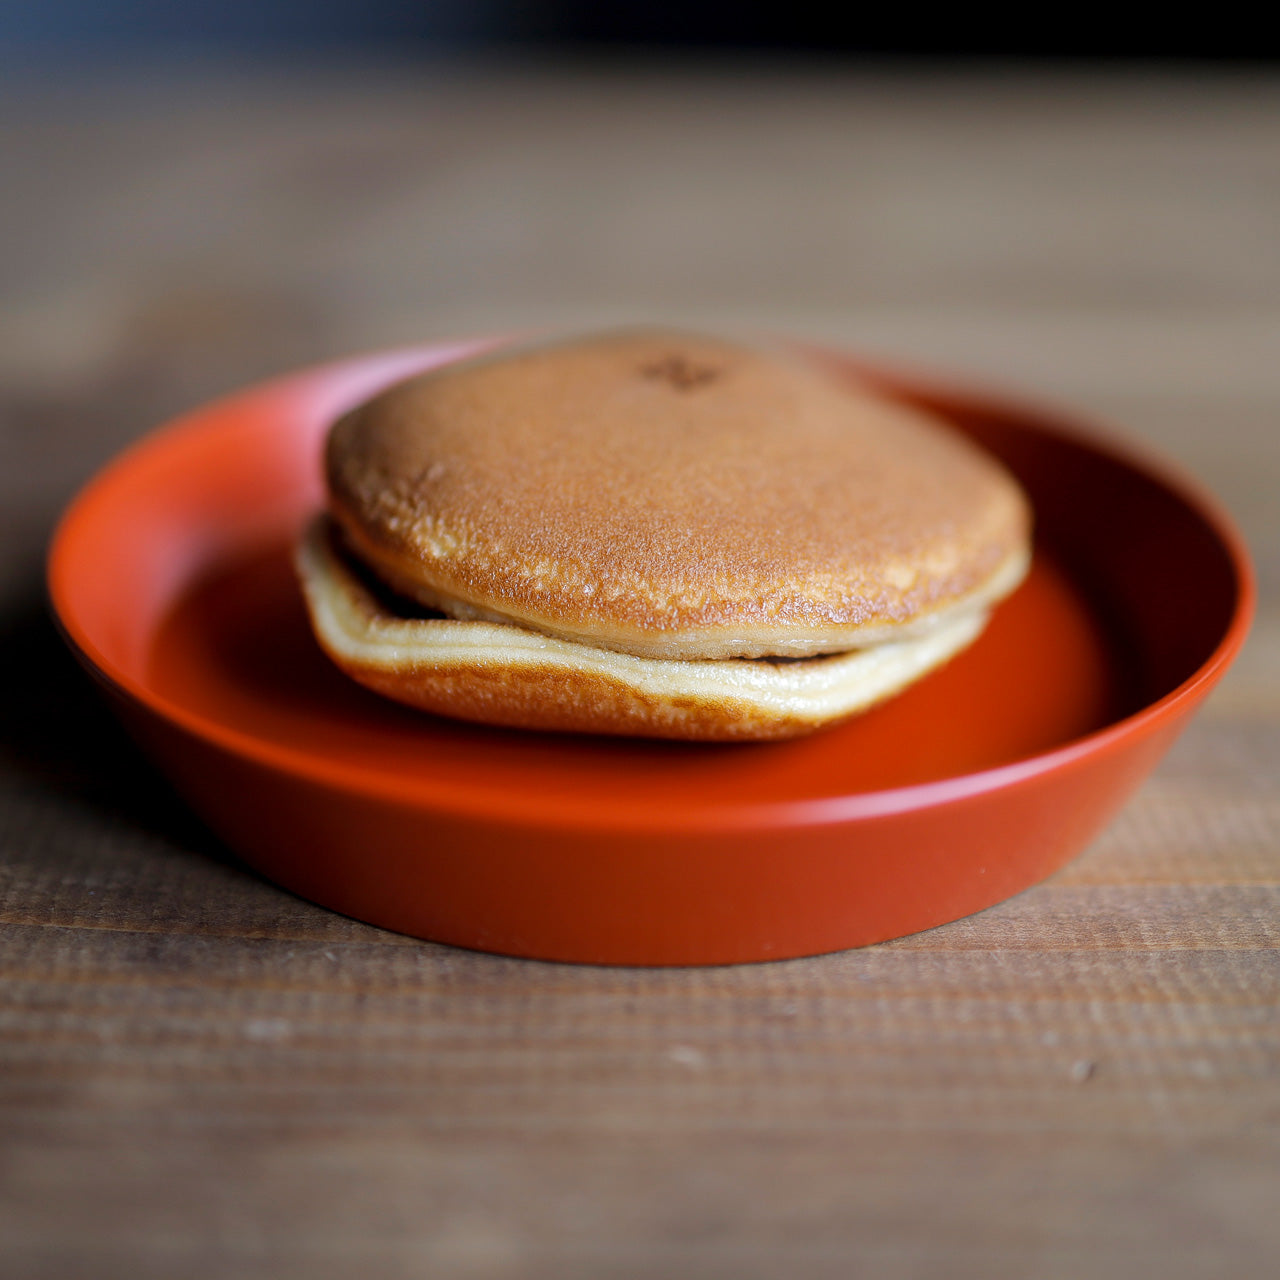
2,63,1277,1278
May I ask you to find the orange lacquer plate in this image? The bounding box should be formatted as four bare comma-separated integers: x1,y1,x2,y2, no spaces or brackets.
48,341,1254,965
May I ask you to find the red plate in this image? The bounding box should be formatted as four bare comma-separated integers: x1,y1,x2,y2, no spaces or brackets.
47,341,1253,965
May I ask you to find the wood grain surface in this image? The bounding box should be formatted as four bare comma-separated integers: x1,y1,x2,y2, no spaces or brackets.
1,63,1277,1279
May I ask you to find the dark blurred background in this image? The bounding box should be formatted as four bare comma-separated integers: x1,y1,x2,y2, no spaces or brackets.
2,0,1277,61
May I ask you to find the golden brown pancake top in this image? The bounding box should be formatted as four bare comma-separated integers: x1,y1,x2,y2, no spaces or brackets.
325,329,1031,659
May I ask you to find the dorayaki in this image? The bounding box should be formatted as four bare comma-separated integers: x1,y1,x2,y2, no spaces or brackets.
297,329,1031,739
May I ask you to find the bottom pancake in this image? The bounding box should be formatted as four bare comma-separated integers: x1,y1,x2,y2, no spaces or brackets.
296,516,991,741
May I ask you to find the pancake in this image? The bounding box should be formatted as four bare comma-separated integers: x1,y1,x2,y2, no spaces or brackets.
298,515,996,740
300,328,1032,739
